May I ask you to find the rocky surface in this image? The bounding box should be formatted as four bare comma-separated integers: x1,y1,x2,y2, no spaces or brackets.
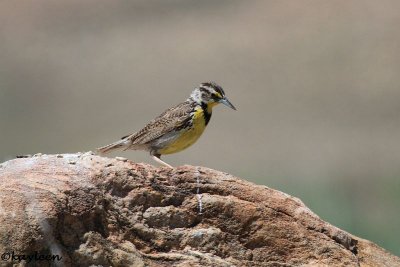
0,153,399,267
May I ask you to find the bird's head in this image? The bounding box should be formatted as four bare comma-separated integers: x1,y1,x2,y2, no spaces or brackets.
189,82,236,111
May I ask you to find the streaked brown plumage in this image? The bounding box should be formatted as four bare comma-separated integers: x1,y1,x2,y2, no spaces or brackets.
126,101,195,146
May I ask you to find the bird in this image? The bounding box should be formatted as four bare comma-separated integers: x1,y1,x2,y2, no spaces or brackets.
97,82,236,168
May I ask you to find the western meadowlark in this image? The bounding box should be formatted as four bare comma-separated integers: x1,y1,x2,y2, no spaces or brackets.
97,82,236,168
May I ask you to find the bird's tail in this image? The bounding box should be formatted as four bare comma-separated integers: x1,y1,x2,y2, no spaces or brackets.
97,139,128,155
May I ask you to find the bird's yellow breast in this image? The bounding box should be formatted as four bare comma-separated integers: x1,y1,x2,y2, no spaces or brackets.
158,106,208,155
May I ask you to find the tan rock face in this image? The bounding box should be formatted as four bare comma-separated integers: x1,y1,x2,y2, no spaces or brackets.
0,153,399,267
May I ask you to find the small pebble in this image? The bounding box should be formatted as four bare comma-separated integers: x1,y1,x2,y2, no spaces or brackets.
56,154,64,158
116,157,128,162
122,208,129,213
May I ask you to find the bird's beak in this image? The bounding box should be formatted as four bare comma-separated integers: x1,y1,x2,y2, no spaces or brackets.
219,97,237,110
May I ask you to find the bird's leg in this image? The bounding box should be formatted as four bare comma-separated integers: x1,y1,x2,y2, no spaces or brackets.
152,154,173,169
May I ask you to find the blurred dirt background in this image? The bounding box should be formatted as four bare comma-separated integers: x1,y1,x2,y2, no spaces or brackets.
0,0,399,256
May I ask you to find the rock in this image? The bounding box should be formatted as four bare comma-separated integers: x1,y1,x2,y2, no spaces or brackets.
0,153,399,266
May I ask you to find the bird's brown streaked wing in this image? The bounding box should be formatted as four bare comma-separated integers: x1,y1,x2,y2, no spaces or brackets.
125,101,195,145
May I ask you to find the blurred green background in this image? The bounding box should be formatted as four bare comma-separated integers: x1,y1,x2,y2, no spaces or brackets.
1,0,399,256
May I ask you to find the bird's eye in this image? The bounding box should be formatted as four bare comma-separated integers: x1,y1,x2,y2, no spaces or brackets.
212,93,220,100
